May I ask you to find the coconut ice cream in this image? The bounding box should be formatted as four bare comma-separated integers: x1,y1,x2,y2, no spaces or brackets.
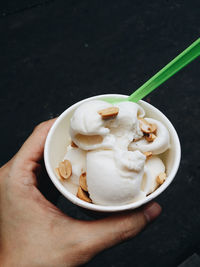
55,100,170,206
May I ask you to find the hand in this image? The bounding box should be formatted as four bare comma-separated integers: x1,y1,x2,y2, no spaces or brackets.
0,120,162,267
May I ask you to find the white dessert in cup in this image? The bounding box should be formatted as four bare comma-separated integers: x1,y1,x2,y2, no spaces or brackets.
44,94,181,212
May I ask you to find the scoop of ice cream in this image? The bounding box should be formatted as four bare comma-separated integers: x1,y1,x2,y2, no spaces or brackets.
70,100,145,150
86,149,146,205
71,100,111,135
141,156,165,195
70,100,115,150
129,118,170,154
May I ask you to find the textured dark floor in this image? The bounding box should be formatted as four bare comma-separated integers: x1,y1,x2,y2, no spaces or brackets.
1,1,200,266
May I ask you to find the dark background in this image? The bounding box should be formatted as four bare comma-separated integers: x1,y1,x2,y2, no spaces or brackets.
1,1,200,266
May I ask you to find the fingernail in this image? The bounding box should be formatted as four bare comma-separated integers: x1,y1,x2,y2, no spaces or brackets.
143,202,162,222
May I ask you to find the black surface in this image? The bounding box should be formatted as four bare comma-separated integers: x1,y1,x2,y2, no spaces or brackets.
1,1,200,266
178,254,200,267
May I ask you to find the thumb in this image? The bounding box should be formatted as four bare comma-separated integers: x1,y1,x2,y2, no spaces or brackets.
17,119,56,165
7,119,56,185
82,202,161,256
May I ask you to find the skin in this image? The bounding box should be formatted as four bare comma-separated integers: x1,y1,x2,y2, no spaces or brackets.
0,119,162,267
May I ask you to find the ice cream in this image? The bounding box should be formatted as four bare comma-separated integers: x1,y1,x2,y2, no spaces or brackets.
55,100,170,206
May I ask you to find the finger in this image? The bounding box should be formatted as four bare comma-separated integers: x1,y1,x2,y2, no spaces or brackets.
16,119,56,165
81,202,161,255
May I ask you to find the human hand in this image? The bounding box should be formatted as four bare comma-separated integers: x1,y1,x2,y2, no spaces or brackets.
0,120,162,267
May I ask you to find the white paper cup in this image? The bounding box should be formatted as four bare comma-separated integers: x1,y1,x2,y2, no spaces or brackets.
44,94,181,212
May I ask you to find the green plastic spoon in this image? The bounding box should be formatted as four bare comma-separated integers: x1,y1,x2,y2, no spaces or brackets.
105,38,200,104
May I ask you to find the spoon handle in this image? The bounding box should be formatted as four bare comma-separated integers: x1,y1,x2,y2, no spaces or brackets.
128,38,200,102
